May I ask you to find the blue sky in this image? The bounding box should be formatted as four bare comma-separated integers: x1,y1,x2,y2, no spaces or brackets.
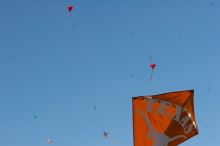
0,0,219,145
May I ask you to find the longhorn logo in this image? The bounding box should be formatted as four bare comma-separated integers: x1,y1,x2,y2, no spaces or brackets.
135,109,187,146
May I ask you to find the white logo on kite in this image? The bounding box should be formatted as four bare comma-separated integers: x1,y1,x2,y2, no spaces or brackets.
135,110,187,146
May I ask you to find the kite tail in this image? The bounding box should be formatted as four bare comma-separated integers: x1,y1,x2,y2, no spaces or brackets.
149,69,154,82
68,13,74,21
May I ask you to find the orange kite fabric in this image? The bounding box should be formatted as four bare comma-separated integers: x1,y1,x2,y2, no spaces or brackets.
132,90,198,146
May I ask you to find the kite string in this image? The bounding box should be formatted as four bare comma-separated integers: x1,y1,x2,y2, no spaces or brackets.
68,12,77,25
149,69,154,82
148,55,153,82
68,12,74,21
149,55,152,64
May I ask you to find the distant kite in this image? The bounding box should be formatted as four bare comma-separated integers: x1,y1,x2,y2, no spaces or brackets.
150,63,156,69
66,5,76,25
148,55,156,82
103,131,109,139
47,139,53,144
67,5,73,12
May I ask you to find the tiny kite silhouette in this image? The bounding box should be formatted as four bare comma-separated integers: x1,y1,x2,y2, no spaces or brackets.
148,55,156,81
66,5,76,25
103,131,109,138
67,5,73,12
150,63,156,69
47,139,53,144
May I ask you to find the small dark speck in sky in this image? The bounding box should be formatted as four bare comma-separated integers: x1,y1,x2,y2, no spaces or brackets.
131,32,135,37
209,2,214,6
128,73,135,79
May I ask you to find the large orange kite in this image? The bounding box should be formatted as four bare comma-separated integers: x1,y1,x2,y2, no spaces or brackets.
133,90,199,146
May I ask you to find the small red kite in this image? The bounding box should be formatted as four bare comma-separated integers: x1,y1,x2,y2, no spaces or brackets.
66,5,76,25
150,63,156,69
148,55,156,82
67,5,73,12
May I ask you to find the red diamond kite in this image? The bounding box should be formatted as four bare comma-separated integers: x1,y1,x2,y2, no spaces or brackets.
150,63,156,69
67,5,73,12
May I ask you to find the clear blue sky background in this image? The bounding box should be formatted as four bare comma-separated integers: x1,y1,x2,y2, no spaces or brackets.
0,0,219,145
